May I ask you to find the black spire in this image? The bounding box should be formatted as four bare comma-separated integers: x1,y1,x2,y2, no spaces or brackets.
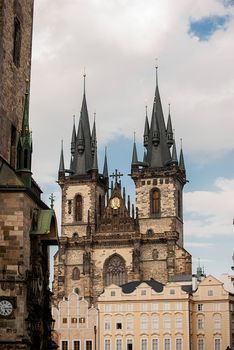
145,66,171,168
103,147,109,179
166,104,173,148
72,73,93,176
17,81,32,187
91,114,96,157
143,105,150,148
131,133,138,165
179,139,186,172
92,143,98,171
59,140,65,176
70,115,76,172
171,138,178,165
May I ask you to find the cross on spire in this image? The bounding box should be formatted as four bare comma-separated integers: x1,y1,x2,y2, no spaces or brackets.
110,169,123,184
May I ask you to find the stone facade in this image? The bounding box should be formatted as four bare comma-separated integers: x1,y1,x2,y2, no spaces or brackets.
53,72,192,308
0,0,34,166
52,290,98,350
0,156,59,349
0,1,59,348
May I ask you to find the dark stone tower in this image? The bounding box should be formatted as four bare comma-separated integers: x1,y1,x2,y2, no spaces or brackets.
0,2,59,349
0,0,34,168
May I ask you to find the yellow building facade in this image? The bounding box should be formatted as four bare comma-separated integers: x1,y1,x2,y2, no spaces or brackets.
98,281,190,350
97,276,234,350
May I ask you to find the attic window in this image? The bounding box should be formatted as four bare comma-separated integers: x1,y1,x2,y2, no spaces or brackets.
208,289,213,296
111,291,116,296
170,289,175,294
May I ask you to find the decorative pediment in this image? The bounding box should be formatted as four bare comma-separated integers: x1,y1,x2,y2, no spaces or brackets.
97,181,136,233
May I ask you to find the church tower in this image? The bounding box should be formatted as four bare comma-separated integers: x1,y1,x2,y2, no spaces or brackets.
53,69,191,306
53,75,109,304
131,67,191,281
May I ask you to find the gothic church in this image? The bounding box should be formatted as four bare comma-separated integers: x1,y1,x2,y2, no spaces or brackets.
53,71,192,305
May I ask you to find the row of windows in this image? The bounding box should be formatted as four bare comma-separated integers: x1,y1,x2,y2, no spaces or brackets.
197,317,222,330
67,187,182,223
104,338,222,350
104,302,183,313
104,338,183,350
197,338,222,350
61,340,92,350
62,317,86,324
104,317,183,331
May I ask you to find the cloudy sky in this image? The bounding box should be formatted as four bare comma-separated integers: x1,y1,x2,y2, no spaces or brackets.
30,0,234,278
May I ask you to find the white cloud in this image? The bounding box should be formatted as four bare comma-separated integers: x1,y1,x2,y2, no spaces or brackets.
184,177,234,237
29,0,234,188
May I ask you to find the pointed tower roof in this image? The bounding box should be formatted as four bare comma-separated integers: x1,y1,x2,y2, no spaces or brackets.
143,105,150,148
147,66,171,168
72,73,94,176
71,115,76,153
179,139,186,172
59,140,65,173
131,133,138,165
166,104,173,148
103,147,109,179
92,143,98,170
171,138,178,165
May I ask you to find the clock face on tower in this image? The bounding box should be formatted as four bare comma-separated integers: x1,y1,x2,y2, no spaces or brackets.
110,197,120,209
0,300,13,317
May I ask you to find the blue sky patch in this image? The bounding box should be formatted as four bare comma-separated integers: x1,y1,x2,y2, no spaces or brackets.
222,0,234,7
189,15,229,40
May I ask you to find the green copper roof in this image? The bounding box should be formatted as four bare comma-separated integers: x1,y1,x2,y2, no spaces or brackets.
33,209,56,235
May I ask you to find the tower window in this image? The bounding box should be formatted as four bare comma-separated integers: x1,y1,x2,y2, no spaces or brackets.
74,195,82,221
151,188,160,215
13,17,21,67
72,267,80,280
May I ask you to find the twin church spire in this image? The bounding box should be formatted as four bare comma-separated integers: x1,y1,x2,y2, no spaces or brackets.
58,75,108,181
132,67,186,174
59,68,186,181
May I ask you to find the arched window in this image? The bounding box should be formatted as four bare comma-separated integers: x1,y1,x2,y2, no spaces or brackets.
104,254,126,287
75,195,82,221
151,188,160,215
72,267,80,280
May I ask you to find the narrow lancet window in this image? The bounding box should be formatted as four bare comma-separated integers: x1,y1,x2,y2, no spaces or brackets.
151,188,160,215
75,195,82,221
13,17,21,67
72,267,80,280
